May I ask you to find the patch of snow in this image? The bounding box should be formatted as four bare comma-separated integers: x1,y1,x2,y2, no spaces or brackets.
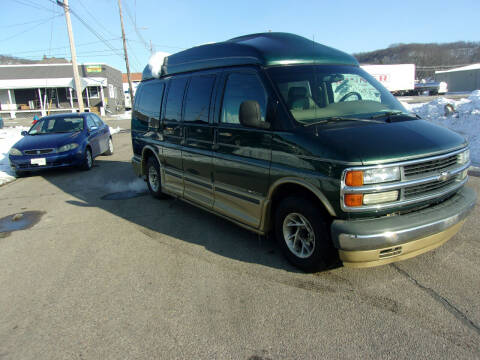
110,110,131,120
147,51,170,78
404,90,480,165
0,126,29,185
109,126,123,135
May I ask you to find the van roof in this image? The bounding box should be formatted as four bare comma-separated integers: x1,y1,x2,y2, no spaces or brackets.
142,32,358,80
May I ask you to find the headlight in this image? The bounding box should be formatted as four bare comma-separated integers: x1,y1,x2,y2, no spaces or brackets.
57,143,79,153
458,149,469,164
345,166,400,186
8,147,22,156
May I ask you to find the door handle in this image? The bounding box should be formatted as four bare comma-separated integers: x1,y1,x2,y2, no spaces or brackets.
212,144,219,150
219,132,232,137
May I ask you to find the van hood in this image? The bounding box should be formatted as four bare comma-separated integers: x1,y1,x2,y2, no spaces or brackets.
304,120,467,165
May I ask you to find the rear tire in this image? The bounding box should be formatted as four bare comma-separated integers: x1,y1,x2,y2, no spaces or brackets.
275,197,336,272
104,137,114,155
81,148,93,171
146,156,167,199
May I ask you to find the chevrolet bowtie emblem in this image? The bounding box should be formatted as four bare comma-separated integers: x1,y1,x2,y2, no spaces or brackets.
438,171,449,181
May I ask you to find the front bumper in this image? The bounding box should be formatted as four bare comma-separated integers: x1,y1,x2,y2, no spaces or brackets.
9,150,84,172
331,186,476,268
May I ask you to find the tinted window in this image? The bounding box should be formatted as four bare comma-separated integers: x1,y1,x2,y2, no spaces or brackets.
221,73,267,125
137,81,164,120
133,81,164,131
29,117,84,134
183,75,216,124
86,115,97,129
164,78,188,122
92,114,104,127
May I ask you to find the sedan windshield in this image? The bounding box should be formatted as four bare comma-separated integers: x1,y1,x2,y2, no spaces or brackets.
267,65,409,125
29,116,84,134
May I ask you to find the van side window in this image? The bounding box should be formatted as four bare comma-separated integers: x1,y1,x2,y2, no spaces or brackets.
164,78,188,122
136,81,164,129
221,73,266,125
183,75,216,124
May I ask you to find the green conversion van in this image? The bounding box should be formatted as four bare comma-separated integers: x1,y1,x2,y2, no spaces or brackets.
131,33,476,272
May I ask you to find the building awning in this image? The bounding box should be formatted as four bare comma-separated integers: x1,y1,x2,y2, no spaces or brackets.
0,77,108,90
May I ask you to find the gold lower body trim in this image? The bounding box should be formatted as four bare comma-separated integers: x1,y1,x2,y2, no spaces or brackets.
339,220,465,268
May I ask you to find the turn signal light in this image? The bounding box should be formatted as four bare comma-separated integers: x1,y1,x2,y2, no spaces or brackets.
344,194,363,207
345,170,363,186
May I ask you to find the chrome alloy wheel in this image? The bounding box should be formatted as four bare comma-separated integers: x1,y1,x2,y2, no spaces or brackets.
282,212,315,258
148,165,160,192
108,139,113,153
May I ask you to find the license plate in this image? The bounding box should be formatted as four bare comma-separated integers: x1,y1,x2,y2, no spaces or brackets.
31,158,46,166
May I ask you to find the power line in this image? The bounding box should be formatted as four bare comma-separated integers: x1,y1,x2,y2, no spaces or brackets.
0,15,62,42
76,0,116,38
12,0,56,13
68,8,124,58
11,38,122,55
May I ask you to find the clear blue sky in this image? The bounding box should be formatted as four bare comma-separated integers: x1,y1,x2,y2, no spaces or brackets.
1,0,479,73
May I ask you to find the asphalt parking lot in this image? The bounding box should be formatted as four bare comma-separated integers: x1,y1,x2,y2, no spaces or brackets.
0,118,479,359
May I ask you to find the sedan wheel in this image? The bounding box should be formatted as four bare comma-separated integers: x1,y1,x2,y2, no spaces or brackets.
81,148,93,170
104,138,114,155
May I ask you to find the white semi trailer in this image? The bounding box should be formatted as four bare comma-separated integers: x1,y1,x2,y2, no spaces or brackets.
361,64,416,95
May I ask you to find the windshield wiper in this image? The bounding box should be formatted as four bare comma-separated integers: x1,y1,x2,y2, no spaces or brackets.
304,116,384,127
370,111,417,122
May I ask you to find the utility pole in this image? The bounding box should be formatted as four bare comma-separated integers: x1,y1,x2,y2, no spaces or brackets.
117,0,134,102
58,0,84,112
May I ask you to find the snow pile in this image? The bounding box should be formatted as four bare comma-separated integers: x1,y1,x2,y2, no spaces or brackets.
110,110,131,120
109,126,123,135
404,90,480,165
0,126,29,185
147,51,170,78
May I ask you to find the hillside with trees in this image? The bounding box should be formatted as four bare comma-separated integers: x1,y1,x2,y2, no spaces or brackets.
354,41,480,79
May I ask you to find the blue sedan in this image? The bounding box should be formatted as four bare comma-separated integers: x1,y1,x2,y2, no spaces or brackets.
8,112,114,176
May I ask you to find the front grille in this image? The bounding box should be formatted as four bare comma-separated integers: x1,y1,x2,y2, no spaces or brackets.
404,154,458,178
342,148,469,212
404,177,457,198
24,149,54,155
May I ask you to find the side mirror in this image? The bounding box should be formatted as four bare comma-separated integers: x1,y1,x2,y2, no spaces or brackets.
21,131,28,136
239,101,270,130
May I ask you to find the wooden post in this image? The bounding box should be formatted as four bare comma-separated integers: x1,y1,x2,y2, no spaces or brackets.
60,0,85,112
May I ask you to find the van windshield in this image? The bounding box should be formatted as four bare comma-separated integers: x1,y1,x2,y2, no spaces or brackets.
267,65,408,125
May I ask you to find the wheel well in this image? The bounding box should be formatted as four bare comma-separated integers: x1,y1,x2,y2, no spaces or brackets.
268,183,331,231
141,148,155,175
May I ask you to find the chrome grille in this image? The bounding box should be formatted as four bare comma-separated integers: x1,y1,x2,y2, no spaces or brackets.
404,177,457,198
404,154,458,178
341,147,470,212
24,149,54,155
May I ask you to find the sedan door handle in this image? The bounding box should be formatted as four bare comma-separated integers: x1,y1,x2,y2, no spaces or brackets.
212,144,219,150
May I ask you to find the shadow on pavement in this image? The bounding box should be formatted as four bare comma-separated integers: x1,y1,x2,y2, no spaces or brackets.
39,157,303,273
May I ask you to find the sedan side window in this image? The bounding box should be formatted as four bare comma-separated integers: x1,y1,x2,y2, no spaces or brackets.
92,114,104,128
221,73,267,125
86,115,97,130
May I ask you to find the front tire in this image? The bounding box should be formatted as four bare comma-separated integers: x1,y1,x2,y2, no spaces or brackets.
146,156,167,199
275,197,336,272
81,148,93,170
